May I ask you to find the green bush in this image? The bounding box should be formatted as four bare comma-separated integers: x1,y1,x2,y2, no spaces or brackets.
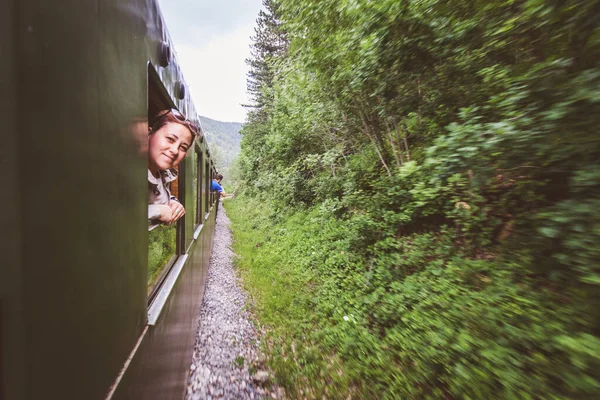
229,194,599,399
234,0,600,398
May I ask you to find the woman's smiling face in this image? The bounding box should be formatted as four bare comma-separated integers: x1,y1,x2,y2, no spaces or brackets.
148,122,193,172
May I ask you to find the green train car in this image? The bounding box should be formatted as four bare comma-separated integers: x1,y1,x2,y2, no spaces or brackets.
1,1,219,398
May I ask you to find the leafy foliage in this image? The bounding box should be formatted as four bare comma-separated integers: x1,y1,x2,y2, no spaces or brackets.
234,0,600,398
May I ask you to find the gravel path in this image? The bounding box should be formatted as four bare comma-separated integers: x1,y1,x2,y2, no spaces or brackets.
186,205,281,400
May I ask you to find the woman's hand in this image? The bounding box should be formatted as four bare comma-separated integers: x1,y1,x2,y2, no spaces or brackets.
154,202,185,225
167,201,186,225
155,204,173,224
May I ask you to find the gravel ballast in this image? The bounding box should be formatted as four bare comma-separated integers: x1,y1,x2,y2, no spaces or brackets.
186,205,281,400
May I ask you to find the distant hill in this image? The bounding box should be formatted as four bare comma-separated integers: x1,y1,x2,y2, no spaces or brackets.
199,116,242,176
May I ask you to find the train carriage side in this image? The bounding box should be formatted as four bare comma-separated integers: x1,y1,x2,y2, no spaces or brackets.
1,1,217,399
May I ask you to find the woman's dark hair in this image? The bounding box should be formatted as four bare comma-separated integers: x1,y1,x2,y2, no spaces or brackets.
150,109,200,141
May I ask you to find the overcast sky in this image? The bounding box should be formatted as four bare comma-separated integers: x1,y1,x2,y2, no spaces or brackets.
158,0,264,123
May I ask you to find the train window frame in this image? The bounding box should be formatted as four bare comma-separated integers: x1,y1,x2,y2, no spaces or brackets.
195,148,203,229
209,164,213,206
205,159,210,217
146,63,187,303
175,159,186,255
211,164,217,205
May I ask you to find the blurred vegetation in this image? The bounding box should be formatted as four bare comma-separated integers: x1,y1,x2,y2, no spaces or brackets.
233,0,600,398
148,224,176,286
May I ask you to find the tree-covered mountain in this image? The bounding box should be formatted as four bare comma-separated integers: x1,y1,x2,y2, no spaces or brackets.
199,116,242,177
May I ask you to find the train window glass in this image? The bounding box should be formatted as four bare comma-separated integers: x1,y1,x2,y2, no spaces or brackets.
175,161,186,255
148,226,177,294
209,166,213,205
195,149,203,226
192,150,198,226
211,166,217,205
205,159,210,214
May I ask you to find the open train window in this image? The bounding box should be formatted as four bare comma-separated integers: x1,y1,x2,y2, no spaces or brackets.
205,159,210,215
211,164,217,205
195,149,203,227
146,64,185,298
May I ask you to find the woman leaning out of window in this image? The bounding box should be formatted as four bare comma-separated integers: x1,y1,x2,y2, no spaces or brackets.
147,109,199,225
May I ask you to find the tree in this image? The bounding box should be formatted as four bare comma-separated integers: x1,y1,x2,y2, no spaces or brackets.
244,0,287,117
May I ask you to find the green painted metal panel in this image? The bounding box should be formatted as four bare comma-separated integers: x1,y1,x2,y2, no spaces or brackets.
3,1,217,398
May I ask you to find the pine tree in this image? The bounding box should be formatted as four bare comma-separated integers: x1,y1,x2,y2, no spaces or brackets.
244,0,287,120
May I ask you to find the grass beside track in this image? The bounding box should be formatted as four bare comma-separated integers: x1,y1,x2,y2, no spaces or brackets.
224,196,352,399
225,192,600,399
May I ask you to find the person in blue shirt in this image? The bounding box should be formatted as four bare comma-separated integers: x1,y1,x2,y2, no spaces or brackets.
211,173,226,198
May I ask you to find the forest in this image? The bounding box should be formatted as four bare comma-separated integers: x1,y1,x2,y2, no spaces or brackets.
226,0,600,398
199,116,243,178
